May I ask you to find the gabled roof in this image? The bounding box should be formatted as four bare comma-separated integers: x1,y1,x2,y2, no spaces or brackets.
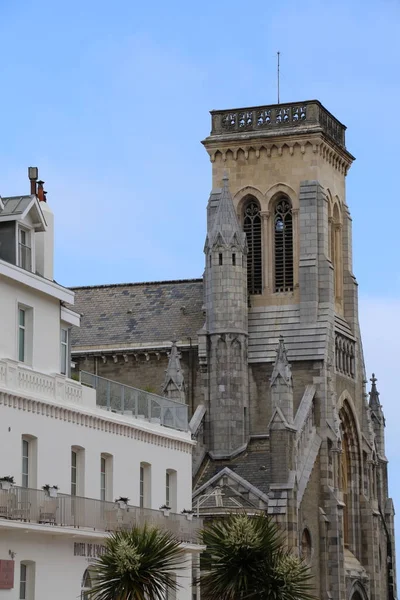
193,480,263,514
71,279,205,351
194,442,271,497
0,195,46,231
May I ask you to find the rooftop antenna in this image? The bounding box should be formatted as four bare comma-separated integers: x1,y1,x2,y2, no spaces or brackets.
277,51,280,104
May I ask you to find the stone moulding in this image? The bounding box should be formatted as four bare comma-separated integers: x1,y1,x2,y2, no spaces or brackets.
0,391,193,454
205,138,352,176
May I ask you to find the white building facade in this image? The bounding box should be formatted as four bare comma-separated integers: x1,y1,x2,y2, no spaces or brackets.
0,171,202,600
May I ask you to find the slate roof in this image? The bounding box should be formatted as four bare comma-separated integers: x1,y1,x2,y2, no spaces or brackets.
70,279,205,351
0,195,34,216
195,443,271,496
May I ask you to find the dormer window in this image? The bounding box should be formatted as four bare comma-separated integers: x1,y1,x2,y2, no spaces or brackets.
18,227,32,271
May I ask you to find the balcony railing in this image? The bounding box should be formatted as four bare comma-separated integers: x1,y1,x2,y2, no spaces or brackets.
0,358,87,406
209,100,346,147
80,371,188,432
0,486,202,545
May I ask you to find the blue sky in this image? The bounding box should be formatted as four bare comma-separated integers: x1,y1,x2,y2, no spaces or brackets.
1,0,400,552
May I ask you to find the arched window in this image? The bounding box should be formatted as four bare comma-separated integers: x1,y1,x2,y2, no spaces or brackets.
243,199,262,294
19,561,35,600
274,198,293,292
300,528,312,563
331,203,343,302
339,400,362,553
341,434,350,547
81,568,94,600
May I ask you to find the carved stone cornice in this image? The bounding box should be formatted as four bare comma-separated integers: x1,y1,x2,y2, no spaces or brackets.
204,134,353,176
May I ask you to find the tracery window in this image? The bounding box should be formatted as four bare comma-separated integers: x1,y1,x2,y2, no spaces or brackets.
274,198,293,292
243,199,262,294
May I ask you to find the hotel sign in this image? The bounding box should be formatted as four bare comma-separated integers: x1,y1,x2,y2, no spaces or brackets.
74,543,106,560
0,560,14,589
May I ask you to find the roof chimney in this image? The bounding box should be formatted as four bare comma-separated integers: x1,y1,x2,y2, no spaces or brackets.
28,166,38,196
37,180,46,202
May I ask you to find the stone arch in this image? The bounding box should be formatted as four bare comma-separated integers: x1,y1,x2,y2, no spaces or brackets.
234,186,265,218
348,580,369,600
265,182,298,212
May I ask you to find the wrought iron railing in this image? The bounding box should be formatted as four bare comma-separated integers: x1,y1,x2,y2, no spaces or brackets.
209,100,346,147
0,486,202,544
80,371,188,431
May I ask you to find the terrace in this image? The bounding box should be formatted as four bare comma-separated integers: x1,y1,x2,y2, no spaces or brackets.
0,485,202,546
0,359,188,432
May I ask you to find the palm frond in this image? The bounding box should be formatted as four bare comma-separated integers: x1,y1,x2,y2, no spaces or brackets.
199,514,316,600
88,524,185,600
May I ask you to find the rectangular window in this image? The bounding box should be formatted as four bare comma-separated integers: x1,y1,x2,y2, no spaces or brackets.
71,450,77,496
140,463,151,508
19,563,27,599
100,457,106,502
18,228,31,271
219,253,223,265
18,308,26,362
60,328,68,375
166,470,177,512
166,472,170,506
140,466,144,508
22,439,29,488
232,253,236,266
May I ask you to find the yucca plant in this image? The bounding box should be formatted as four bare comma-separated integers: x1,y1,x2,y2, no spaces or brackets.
88,524,185,600
199,514,316,600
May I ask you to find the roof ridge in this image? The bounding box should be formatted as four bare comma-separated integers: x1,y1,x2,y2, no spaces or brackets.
71,277,203,290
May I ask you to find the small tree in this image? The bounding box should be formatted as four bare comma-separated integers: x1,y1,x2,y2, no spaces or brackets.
199,513,316,600
89,525,185,600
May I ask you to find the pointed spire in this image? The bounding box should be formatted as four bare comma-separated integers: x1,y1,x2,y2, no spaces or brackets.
270,337,292,386
209,173,246,250
369,373,381,412
162,339,186,403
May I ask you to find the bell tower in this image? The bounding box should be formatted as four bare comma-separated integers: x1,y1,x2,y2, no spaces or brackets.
202,101,355,321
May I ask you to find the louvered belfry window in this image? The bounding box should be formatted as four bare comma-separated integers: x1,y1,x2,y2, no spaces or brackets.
243,199,262,294
274,198,293,292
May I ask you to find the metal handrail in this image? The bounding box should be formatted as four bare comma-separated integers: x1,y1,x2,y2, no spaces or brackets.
80,371,188,431
0,485,202,544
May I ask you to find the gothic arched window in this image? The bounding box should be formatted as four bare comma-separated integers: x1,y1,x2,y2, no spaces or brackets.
274,198,293,292
331,202,343,303
300,528,312,563
243,199,262,294
341,434,350,547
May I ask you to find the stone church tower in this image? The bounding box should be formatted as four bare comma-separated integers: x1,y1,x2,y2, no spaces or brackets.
71,100,396,600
